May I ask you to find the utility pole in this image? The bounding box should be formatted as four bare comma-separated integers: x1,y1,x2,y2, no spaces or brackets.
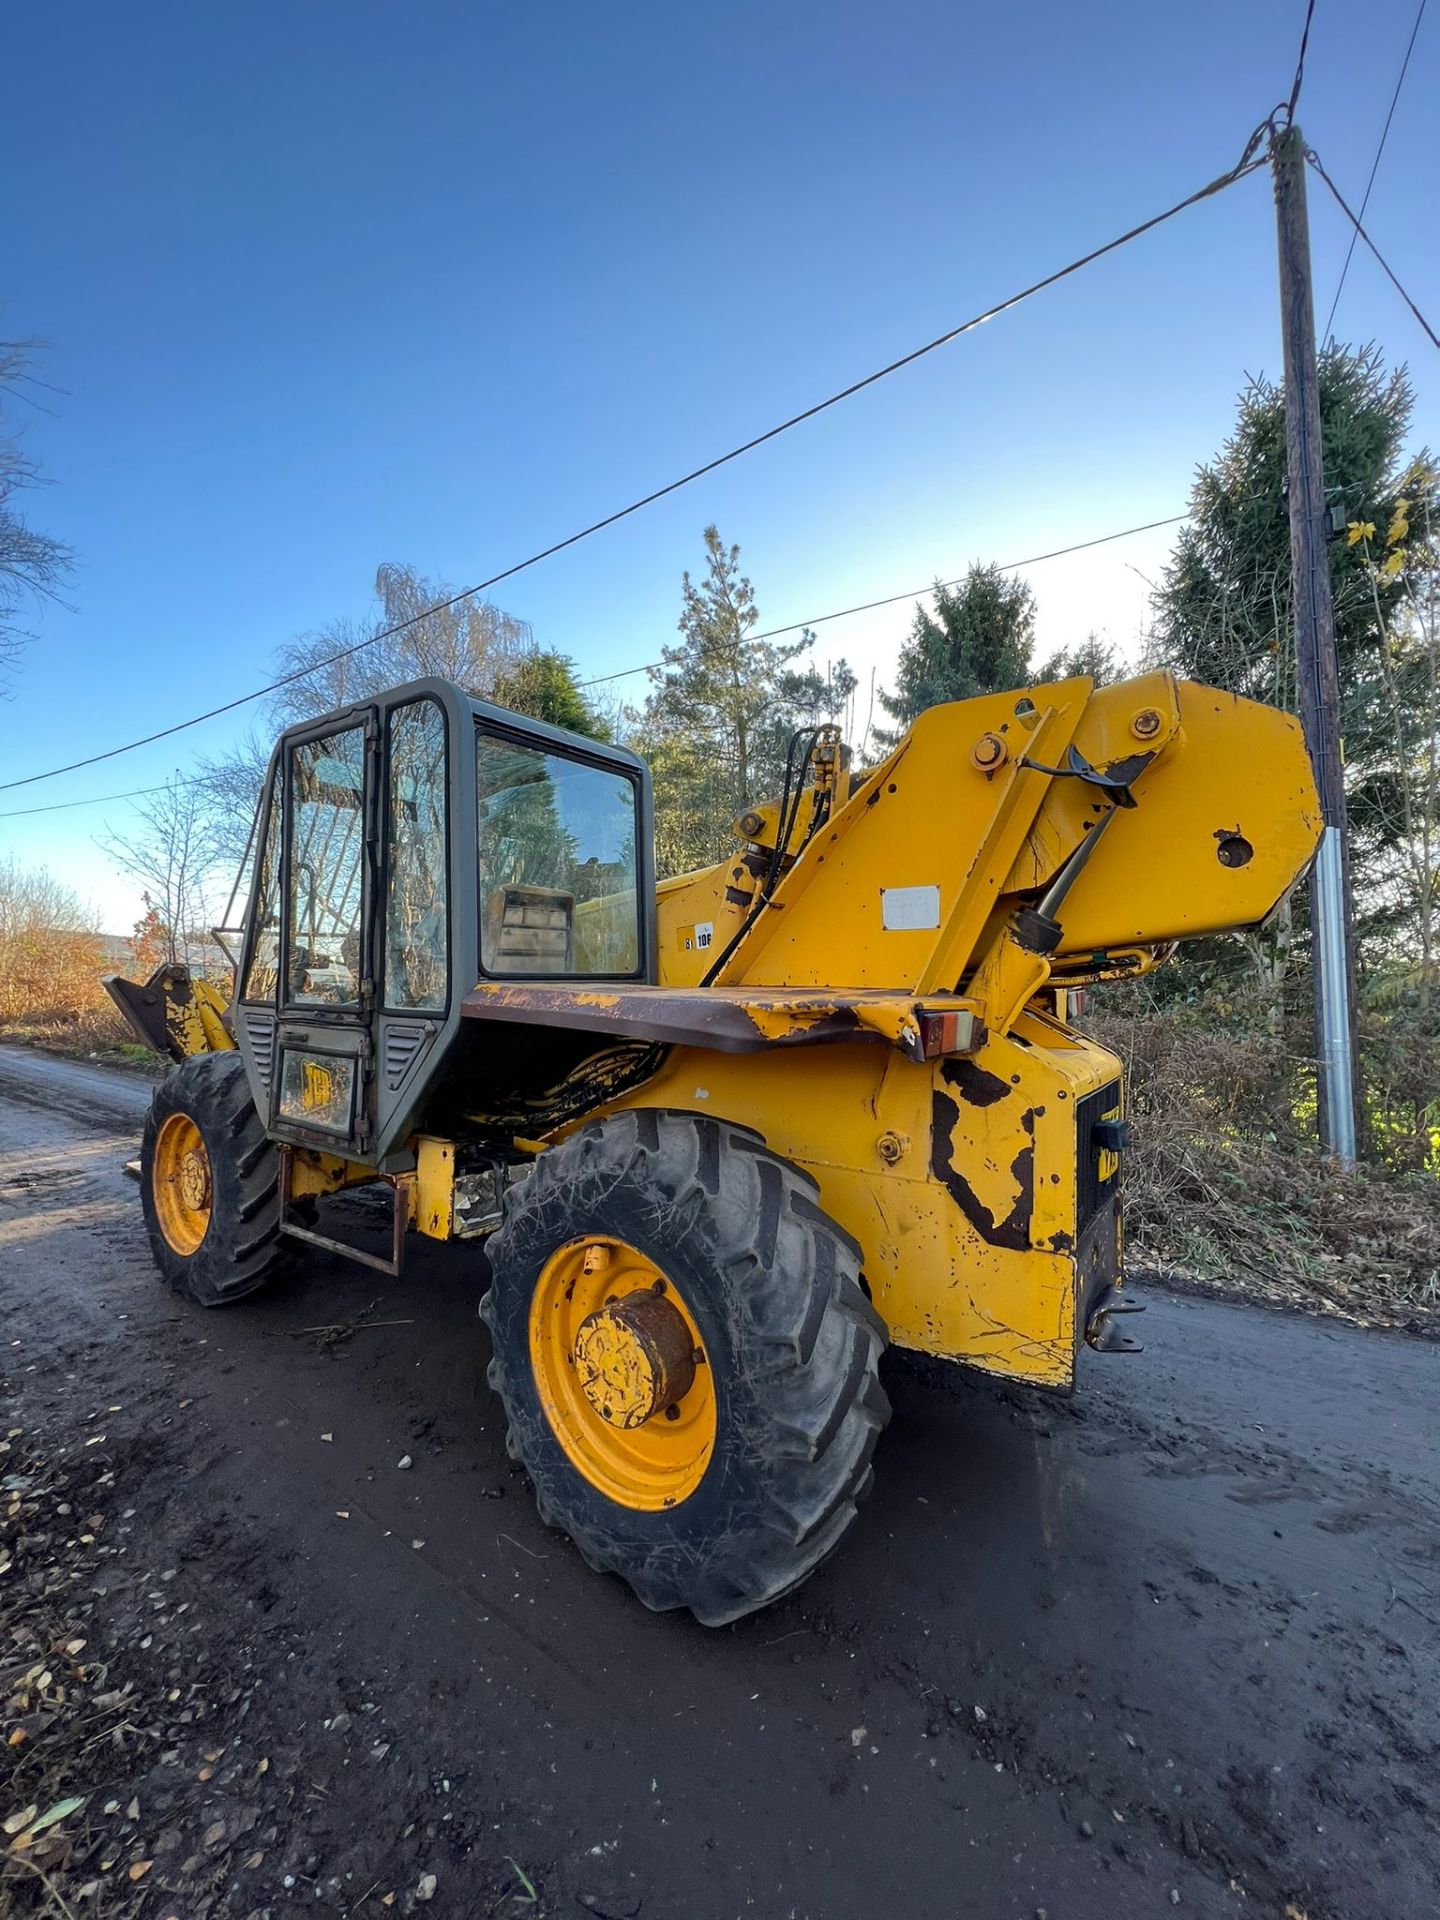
1270,123,1358,1165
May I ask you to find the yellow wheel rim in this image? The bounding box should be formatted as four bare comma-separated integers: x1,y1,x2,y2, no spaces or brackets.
528,1236,716,1511
153,1112,213,1257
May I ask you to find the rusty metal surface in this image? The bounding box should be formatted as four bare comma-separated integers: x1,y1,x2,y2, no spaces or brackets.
460,981,981,1060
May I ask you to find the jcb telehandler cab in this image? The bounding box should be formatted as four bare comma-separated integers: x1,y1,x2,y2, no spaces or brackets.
109,671,1321,1622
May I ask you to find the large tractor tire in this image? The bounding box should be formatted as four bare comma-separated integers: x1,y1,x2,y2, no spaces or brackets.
482,1109,890,1625
140,1052,286,1308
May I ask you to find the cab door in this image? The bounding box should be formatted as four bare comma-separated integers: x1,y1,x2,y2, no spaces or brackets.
269,711,378,1157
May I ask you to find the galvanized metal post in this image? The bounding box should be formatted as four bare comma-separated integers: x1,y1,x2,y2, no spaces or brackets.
1271,123,1358,1165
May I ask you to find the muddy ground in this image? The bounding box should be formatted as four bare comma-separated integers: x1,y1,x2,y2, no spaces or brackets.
1,1044,1437,1920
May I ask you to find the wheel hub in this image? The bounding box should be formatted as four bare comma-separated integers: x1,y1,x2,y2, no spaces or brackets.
152,1111,214,1257
574,1289,697,1429
177,1146,211,1214
528,1236,716,1510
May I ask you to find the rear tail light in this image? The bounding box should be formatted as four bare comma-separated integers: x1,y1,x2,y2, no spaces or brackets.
917,1009,979,1059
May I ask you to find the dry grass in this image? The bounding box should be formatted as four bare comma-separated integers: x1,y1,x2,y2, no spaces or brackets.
0,874,163,1072
0,943,156,1071
1093,1002,1440,1331
0,927,111,1027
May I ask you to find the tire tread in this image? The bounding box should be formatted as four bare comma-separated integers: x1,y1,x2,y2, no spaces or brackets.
140,1052,287,1307
484,1109,890,1626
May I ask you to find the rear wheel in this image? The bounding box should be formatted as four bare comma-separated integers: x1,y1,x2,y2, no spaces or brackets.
482,1109,890,1625
141,1052,286,1307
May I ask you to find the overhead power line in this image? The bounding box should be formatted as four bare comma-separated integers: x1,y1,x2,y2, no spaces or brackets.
0,141,1266,798
0,508,1193,814
1321,0,1428,342
1306,149,1440,350
1286,0,1318,121
576,512,1188,690
0,781,176,821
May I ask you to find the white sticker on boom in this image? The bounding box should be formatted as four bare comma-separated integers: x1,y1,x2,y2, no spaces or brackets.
881,884,941,931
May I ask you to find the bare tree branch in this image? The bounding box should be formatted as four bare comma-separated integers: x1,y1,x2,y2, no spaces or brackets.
0,337,75,683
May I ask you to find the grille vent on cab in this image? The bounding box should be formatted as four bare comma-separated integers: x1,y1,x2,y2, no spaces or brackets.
383,1022,431,1091
241,1007,277,1095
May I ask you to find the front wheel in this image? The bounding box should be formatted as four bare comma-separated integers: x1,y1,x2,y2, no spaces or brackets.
482,1109,890,1625
140,1052,286,1307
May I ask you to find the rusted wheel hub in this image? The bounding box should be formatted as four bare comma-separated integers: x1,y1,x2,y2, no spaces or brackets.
178,1146,211,1214
573,1289,698,1430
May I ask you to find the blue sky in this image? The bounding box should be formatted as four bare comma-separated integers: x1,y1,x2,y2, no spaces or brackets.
2,0,1436,929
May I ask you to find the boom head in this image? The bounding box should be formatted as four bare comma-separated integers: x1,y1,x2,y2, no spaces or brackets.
660,669,1322,1027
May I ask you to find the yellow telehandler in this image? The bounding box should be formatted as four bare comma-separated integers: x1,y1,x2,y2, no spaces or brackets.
107,669,1320,1622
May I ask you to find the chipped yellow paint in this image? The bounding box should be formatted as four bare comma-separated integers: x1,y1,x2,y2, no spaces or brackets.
573,1307,664,1428
739,995,919,1049
162,975,237,1058
464,982,623,1013
465,978,975,1062
572,1017,1123,1393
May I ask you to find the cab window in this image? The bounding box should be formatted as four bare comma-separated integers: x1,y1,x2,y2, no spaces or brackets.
476,731,639,976
385,699,448,1011
287,728,365,1006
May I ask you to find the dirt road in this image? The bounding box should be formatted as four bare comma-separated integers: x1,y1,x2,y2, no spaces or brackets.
2,1043,1437,1919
